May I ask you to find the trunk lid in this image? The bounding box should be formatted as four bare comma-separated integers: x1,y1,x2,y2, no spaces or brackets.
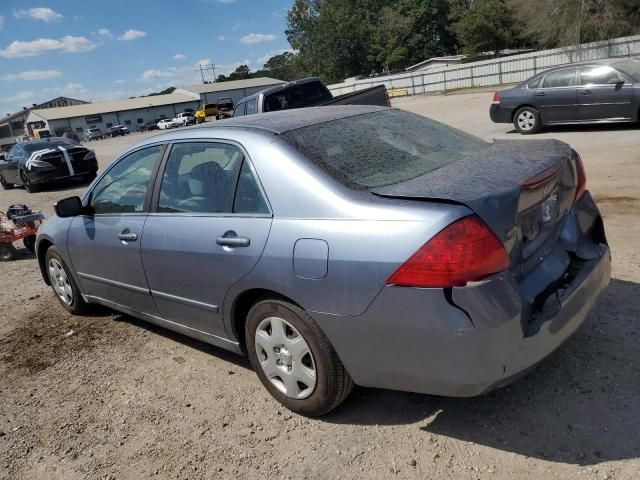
371,139,578,278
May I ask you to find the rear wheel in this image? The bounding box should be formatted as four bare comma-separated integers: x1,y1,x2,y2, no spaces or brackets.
514,106,541,134
0,173,14,190
20,170,39,193
45,247,89,314
246,299,353,417
0,244,16,262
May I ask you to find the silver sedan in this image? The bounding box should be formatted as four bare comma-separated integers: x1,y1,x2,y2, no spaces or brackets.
36,106,610,416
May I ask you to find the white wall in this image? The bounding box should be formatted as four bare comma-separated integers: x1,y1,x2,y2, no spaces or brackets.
327,34,640,96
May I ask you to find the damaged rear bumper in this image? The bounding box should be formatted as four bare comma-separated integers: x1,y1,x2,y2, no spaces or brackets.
312,192,610,396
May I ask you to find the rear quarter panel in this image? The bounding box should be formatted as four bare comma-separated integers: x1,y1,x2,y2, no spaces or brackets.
221,133,471,335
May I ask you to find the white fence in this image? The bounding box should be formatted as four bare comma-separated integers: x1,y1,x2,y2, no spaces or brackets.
327,35,640,96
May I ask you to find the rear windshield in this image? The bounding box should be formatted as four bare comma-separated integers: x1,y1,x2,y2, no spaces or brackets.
615,60,640,81
281,109,489,189
265,82,332,112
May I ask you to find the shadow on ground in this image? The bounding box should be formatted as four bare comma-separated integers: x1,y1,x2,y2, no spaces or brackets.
506,122,639,135
324,278,640,466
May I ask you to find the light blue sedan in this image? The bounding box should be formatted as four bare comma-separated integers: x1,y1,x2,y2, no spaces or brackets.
36,106,610,416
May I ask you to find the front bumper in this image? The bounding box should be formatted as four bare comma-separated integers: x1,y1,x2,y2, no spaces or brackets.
28,158,98,185
490,104,513,123
313,193,611,397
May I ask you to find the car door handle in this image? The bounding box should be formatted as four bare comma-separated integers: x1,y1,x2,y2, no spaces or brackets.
118,232,138,242
216,231,250,248
535,92,545,96
580,90,592,95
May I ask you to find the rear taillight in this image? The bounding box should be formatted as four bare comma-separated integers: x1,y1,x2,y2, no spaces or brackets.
573,150,587,202
492,91,500,104
386,215,511,288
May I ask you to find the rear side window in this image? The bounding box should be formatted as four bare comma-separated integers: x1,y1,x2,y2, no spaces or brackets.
527,77,542,89
233,103,245,117
281,109,489,189
580,66,623,85
233,161,269,214
246,99,257,115
542,69,577,88
158,142,243,214
92,145,162,214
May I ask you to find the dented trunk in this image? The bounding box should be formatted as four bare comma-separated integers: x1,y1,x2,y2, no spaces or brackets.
372,139,608,336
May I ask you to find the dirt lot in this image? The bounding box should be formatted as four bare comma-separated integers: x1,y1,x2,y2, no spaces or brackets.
1,93,639,480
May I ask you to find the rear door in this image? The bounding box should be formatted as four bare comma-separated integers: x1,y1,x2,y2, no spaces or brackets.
66,144,165,314
577,65,634,120
534,68,579,123
141,141,272,338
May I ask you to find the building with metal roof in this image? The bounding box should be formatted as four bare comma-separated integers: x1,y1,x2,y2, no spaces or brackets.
0,97,88,146
24,77,285,137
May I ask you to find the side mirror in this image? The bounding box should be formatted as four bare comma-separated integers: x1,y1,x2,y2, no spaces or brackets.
608,77,624,85
54,196,89,218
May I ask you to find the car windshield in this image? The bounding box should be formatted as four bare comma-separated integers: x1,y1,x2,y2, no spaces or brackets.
281,109,489,189
614,60,640,81
22,139,74,154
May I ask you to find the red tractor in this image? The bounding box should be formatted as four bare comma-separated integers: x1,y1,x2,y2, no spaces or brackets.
0,204,44,261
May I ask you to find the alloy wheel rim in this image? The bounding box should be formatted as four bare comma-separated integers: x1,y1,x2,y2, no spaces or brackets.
518,111,536,131
255,316,317,400
48,258,73,305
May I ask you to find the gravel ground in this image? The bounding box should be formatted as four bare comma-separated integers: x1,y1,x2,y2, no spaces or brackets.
1,94,639,480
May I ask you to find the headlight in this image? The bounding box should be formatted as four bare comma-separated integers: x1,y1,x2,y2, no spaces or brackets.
28,159,53,168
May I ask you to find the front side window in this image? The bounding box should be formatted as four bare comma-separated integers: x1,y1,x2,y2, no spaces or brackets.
158,142,243,214
91,145,162,214
580,66,624,85
542,69,577,88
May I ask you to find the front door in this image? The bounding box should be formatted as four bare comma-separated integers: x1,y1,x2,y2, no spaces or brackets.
141,141,272,338
535,68,579,123
578,65,634,120
66,144,164,314
2,146,24,183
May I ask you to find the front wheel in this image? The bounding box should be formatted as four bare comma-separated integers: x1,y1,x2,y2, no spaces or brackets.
20,171,39,193
45,247,89,314
23,235,36,252
246,299,353,417
513,106,542,134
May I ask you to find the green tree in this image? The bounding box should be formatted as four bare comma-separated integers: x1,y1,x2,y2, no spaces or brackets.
452,0,521,56
262,52,303,80
228,65,251,81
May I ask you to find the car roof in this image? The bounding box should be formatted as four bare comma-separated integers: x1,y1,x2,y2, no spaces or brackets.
194,105,390,134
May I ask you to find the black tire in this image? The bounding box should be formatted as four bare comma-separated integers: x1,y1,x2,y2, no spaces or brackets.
20,170,39,193
0,174,14,190
246,299,353,417
44,246,90,315
23,235,36,252
513,106,542,134
0,244,17,262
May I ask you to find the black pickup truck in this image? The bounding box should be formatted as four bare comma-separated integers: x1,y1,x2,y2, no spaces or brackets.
231,77,389,117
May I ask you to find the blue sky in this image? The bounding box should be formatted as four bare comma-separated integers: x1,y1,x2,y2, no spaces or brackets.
0,0,293,115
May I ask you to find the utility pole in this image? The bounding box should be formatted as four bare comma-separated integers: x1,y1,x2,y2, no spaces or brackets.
194,63,217,84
